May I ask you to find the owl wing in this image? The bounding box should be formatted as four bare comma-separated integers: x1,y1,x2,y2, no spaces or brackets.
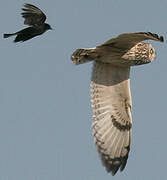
100,32,164,50
91,61,132,175
21,3,46,26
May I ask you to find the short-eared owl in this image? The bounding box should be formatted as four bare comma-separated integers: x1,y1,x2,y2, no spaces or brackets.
71,32,163,175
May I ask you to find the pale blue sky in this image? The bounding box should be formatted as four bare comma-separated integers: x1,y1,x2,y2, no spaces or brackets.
0,0,167,179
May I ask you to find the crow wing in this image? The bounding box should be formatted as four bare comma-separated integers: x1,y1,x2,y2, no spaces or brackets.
21,3,46,26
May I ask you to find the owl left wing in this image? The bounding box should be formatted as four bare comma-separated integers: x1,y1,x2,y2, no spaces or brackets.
91,61,132,175
100,32,164,50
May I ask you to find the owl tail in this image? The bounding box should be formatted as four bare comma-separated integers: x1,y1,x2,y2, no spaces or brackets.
71,48,98,65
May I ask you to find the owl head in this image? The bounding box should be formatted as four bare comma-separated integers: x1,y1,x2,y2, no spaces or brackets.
122,42,156,66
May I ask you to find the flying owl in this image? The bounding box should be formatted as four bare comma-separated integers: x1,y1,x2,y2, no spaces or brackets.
71,32,164,175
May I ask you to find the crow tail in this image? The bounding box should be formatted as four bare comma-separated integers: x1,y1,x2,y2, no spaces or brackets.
3,33,16,38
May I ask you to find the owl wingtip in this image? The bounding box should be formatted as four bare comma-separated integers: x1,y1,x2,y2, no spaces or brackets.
147,32,164,42
159,36,164,42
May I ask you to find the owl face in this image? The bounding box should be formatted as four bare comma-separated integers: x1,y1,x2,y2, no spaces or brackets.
148,43,156,62
122,42,156,66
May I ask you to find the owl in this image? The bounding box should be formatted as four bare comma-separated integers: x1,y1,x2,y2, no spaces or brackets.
71,32,164,175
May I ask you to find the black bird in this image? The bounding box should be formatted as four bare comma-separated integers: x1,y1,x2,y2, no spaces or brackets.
4,3,52,42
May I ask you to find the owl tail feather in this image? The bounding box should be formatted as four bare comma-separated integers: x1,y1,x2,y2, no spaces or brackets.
71,48,98,65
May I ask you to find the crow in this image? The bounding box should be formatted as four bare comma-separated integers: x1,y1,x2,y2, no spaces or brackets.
4,3,52,42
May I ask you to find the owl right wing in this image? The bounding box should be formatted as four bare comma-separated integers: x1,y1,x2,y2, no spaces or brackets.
91,61,132,175
100,32,164,50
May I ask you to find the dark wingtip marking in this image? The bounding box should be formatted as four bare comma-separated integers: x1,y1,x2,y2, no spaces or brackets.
159,36,164,42
145,32,163,42
101,155,121,175
110,164,120,176
138,32,164,42
98,144,130,175
24,3,33,7
147,32,164,42
100,153,130,176
120,146,130,171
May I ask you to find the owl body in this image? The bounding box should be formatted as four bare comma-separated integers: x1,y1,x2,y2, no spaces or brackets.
71,32,163,175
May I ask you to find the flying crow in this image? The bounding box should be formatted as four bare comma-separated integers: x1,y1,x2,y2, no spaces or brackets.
4,3,52,42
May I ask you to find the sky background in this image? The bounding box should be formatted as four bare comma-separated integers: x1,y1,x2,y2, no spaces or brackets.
0,0,167,179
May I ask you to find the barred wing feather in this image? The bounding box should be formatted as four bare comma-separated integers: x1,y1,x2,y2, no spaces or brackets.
91,61,132,175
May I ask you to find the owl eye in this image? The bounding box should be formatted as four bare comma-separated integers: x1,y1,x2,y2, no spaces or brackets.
150,48,154,55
